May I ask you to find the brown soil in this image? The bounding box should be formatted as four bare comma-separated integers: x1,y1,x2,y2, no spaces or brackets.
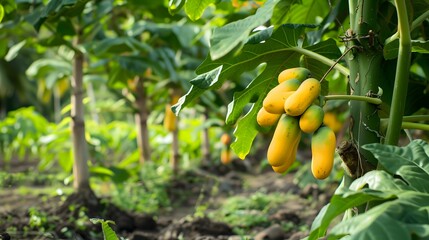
0,159,336,240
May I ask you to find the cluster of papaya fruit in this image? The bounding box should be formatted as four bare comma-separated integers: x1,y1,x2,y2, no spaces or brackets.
257,67,337,180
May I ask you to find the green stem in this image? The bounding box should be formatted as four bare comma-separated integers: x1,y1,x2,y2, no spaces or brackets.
385,10,429,45
385,0,412,145
291,47,350,76
324,95,382,105
401,122,429,131
381,115,429,122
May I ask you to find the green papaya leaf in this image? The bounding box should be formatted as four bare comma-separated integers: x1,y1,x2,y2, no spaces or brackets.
90,218,119,240
273,0,332,25
407,224,429,238
210,0,280,60
362,140,429,193
384,39,429,60
309,189,397,240
184,0,215,21
349,170,408,191
0,4,4,23
92,37,151,55
168,0,185,15
329,201,411,240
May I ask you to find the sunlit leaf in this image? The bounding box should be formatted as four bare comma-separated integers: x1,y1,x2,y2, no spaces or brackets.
0,4,4,23
184,0,215,21
210,0,280,60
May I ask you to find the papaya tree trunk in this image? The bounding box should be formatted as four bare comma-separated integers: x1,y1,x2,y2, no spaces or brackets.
135,76,152,164
202,110,211,166
71,34,90,192
341,0,383,178
171,120,180,175
170,90,181,175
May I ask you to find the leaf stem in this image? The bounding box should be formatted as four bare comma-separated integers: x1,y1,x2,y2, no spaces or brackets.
385,0,412,145
385,10,429,45
324,95,382,105
291,47,350,76
381,115,429,122
401,122,429,131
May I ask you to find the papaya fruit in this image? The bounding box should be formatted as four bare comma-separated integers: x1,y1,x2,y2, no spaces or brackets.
267,115,301,167
299,105,324,133
323,112,343,133
221,133,232,145
263,79,301,114
271,141,298,173
284,78,321,116
257,107,282,127
278,67,311,84
163,104,177,132
311,126,336,180
221,147,231,164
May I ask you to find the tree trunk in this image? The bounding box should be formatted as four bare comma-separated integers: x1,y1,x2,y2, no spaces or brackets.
171,121,180,175
169,89,181,175
71,35,91,192
135,76,151,164
340,0,383,178
202,110,211,166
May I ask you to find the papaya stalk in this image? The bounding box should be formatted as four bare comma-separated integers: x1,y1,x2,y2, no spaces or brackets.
343,0,384,176
384,0,411,145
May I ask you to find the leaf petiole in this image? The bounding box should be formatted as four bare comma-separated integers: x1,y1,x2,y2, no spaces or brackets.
323,95,382,105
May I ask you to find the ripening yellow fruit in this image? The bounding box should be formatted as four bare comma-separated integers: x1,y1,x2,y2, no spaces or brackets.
284,78,321,116
299,105,324,133
163,104,177,132
271,141,298,173
311,126,336,180
257,107,282,127
263,79,301,114
221,133,232,145
267,115,301,167
278,67,311,84
323,112,343,133
221,148,231,164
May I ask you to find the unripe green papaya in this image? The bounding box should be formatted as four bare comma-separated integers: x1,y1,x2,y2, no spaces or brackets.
263,79,301,114
257,107,282,127
278,67,311,84
299,105,324,133
284,78,321,116
311,126,336,180
267,115,301,167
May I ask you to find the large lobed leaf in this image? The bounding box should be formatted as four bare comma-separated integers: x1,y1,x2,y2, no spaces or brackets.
309,140,429,240
173,24,341,158
363,140,429,193
209,0,280,60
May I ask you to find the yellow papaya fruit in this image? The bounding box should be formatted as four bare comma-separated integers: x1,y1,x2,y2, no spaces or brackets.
284,78,321,116
163,104,177,132
257,107,282,127
221,133,232,145
323,112,343,133
311,126,336,179
221,147,231,164
263,79,301,114
278,67,311,84
271,141,298,173
267,115,301,167
299,105,324,133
